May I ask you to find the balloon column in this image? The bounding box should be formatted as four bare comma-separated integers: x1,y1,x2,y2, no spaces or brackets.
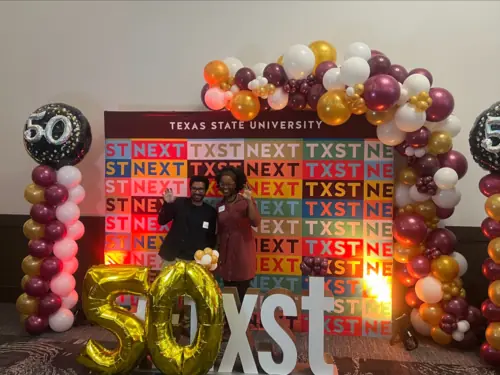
469,102,500,365
18,103,92,335
202,41,473,346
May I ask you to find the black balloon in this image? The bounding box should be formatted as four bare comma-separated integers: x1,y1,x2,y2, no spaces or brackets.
469,102,500,173
23,103,92,169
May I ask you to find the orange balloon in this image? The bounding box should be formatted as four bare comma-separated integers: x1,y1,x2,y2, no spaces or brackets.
419,303,444,325
203,60,229,86
393,242,424,263
317,90,351,126
365,107,396,126
486,322,500,350
431,255,459,282
431,326,452,345
230,91,260,122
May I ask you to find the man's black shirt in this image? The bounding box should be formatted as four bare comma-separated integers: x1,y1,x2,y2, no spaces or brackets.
158,198,217,261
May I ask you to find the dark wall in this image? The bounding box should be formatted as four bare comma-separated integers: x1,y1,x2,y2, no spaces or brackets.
0,215,489,312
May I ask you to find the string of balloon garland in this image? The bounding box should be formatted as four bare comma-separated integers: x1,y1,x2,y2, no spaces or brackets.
201,41,480,347
17,103,92,335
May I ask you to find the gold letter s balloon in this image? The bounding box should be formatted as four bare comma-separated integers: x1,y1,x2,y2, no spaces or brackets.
77,266,150,374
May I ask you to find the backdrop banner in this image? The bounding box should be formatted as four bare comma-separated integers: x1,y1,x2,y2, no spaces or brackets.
104,110,394,337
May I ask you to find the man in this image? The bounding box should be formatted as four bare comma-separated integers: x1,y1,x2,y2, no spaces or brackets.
158,175,217,264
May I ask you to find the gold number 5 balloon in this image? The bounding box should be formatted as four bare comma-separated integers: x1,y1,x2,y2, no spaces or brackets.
77,262,224,375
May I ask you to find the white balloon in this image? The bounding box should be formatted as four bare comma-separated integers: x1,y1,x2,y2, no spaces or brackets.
437,221,447,228
345,42,371,61
283,44,315,80
414,148,426,158
268,87,289,110
68,185,85,204
410,308,431,336
457,320,471,333
452,331,465,342
63,257,79,275
53,239,78,261
49,307,75,332
397,84,410,105
432,188,461,209
395,184,415,208
451,252,468,277
415,276,443,304
209,263,217,271
223,57,244,76
433,167,459,189
212,250,219,258
57,166,82,189
204,87,226,110
200,254,211,265
322,68,343,90
56,202,80,225
436,114,461,138
376,121,406,146
340,57,370,86
424,121,438,132
61,290,78,309
409,185,431,202
66,220,85,241
394,104,427,132
230,84,240,94
403,74,431,96
252,62,267,77
50,272,76,297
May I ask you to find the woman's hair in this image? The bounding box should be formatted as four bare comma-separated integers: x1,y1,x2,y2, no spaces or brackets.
215,166,247,192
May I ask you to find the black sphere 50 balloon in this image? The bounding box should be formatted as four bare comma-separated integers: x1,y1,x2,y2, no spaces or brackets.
23,103,92,169
469,102,500,173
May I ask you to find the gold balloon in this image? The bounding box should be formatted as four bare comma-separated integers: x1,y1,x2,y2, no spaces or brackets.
419,303,444,325
427,131,453,155
203,60,229,86
16,293,38,315
21,275,31,290
230,90,260,122
23,219,45,240
277,55,283,65
414,200,437,220
431,255,459,282
77,265,150,374
431,326,452,345
20,314,29,325
21,255,42,276
486,323,500,350
398,167,418,185
24,183,45,204
147,261,223,375
365,107,396,126
393,242,424,263
350,98,367,115
317,90,351,126
354,84,364,96
488,238,500,264
459,288,466,298
489,280,500,306
309,40,337,71
486,194,500,221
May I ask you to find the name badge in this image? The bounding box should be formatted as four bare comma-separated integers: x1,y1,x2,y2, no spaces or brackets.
218,205,225,213
202,221,209,229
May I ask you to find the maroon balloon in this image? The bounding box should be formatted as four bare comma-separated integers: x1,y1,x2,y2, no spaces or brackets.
300,262,312,276
24,276,49,297
368,55,391,77
30,203,55,224
388,64,408,83
44,183,69,206
408,68,433,86
482,299,500,322
307,84,326,110
436,207,454,220
439,318,457,335
467,306,484,329
44,220,67,241
407,255,430,278
393,213,427,246
201,84,210,109
441,312,457,324
482,258,500,281
425,228,457,255
371,49,386,57
363,75,400,111
25,315,49,336
39,256,63,280
438,150,468,179
31,165,56,187
482,218,500,239
405,288,423,308
444,297,468,320
413,154,440,176
406,127,430,148
427,88,455,122
304,257,314,267
28,239,53,258
39,293,62,316
259,98,270,112
454,330,479,350
394,141,409,156
263,63,287,87
315,61,336,84
234,68,256,90
394,263,417,287
314,257,322,266
288,92,306,110
480,343,500,366
479,174,500,197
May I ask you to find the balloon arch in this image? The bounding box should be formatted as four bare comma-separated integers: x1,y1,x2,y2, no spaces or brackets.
202,41,481,349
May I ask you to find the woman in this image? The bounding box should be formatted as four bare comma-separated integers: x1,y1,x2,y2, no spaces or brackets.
215,166,261,302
